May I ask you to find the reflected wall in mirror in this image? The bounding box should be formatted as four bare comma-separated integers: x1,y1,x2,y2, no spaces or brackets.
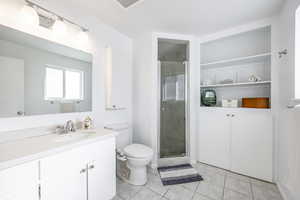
0,24,93,117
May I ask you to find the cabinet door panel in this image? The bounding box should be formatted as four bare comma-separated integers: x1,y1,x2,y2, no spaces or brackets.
0,162,39,200
231,111,273,181
40,147,87,200
198,110,231,170
86,137,116,200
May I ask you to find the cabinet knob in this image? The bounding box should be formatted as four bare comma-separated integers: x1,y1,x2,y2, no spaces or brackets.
231,114,235,117
88,165,95,170
226,114,230,117
80,169,87,174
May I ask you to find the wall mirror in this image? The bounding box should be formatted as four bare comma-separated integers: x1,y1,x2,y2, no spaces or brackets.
0,24,93,117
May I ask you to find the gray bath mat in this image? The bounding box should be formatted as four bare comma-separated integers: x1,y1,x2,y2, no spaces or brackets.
157,164,203,186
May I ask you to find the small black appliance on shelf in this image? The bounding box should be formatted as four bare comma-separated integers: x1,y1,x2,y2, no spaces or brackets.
201,89,217,106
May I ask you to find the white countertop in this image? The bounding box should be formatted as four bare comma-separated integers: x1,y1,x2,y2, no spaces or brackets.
0,128,116,171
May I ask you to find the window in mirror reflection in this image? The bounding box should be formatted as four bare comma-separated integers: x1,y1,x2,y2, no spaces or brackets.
65,70,84,100
45,66,84,101
45,67,63,99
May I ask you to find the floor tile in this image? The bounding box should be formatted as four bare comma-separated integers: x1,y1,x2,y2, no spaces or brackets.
205,165,227,176
252,184,283,200
181,181,200,192
223,189,251,200
117,181,142,200
205,173,226,187
164,185,194,200
146,173,169,195
196,181,223,200
193,163,208,176
131,188,162,200
225,177,252,196
115,168,284,200
192,193,212,200
251,179,279,193
226,172,251,183
194,163,227,177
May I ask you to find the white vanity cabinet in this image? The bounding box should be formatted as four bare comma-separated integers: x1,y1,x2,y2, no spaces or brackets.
40,145,88,200
85,138,116,200
40,137,116,200
198,108,273,181
0,161,39,200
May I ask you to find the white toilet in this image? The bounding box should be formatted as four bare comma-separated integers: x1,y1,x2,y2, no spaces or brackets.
104,123,153,186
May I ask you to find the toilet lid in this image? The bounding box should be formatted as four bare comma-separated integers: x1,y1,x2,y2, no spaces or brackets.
124,144,153,158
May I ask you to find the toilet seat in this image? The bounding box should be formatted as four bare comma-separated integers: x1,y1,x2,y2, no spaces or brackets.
124,144,153,158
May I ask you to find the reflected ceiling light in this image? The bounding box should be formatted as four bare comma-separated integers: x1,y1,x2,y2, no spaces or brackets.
19,4,39,27
77,30,89,43
52,18,67,37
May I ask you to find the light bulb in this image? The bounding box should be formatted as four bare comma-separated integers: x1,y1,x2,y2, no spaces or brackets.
77,31,89,43
19,5,39,27
52,19,67,37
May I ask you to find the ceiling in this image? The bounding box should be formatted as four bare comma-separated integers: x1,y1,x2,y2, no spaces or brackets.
50,0,284,38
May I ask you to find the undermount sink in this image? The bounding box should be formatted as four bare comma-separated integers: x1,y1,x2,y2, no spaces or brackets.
54,132,94,142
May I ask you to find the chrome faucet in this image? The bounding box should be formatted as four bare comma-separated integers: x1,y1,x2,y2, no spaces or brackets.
64,120,76,133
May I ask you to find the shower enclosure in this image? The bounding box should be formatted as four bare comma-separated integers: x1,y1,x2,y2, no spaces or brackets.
157,39,189,162
159,61,188,158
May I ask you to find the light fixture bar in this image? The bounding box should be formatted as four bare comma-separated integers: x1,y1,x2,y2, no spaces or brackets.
25,0,88,32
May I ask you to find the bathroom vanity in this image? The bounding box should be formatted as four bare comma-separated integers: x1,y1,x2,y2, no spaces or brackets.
0,129,116,200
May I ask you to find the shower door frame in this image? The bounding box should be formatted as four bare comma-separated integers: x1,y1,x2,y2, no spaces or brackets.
157,60,190,164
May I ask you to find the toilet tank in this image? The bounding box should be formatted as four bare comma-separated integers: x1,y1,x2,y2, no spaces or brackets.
104,123,131,150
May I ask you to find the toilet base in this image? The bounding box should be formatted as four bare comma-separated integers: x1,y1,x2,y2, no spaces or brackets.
126,164,147,185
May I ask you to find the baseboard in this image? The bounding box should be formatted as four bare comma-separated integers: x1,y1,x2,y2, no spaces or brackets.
277,182,295,200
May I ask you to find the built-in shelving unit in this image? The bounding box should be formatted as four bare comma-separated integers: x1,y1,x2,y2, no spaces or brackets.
200,26,272,108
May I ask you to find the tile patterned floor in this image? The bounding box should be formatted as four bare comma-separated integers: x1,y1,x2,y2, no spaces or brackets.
112,162,283,200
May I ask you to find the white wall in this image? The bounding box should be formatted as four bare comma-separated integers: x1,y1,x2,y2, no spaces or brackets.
275,0,300,200
132,33,153,147
0,0,132,133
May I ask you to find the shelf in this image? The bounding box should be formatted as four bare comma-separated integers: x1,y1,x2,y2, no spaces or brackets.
199,106,271,111
105,106,126,111
200,53,271,69
200,81,271,88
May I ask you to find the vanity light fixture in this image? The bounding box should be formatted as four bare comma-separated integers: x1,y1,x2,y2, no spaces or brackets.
52,17,67,37
19,3,39,27
77,30,89,42
24,0,89,35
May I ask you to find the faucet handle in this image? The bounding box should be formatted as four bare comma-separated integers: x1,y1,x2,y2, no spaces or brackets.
71,122,76,132
64,120,76,133
55,125,65,134
66,120,76,132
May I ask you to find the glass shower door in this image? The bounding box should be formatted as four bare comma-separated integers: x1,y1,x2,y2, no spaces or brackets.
160,61,187,158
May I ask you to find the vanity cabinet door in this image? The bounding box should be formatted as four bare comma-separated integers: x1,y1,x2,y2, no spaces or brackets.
85,137,116,200
231,111,273,181
40,147,88,200
198,109,231,170
0,161,39,200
